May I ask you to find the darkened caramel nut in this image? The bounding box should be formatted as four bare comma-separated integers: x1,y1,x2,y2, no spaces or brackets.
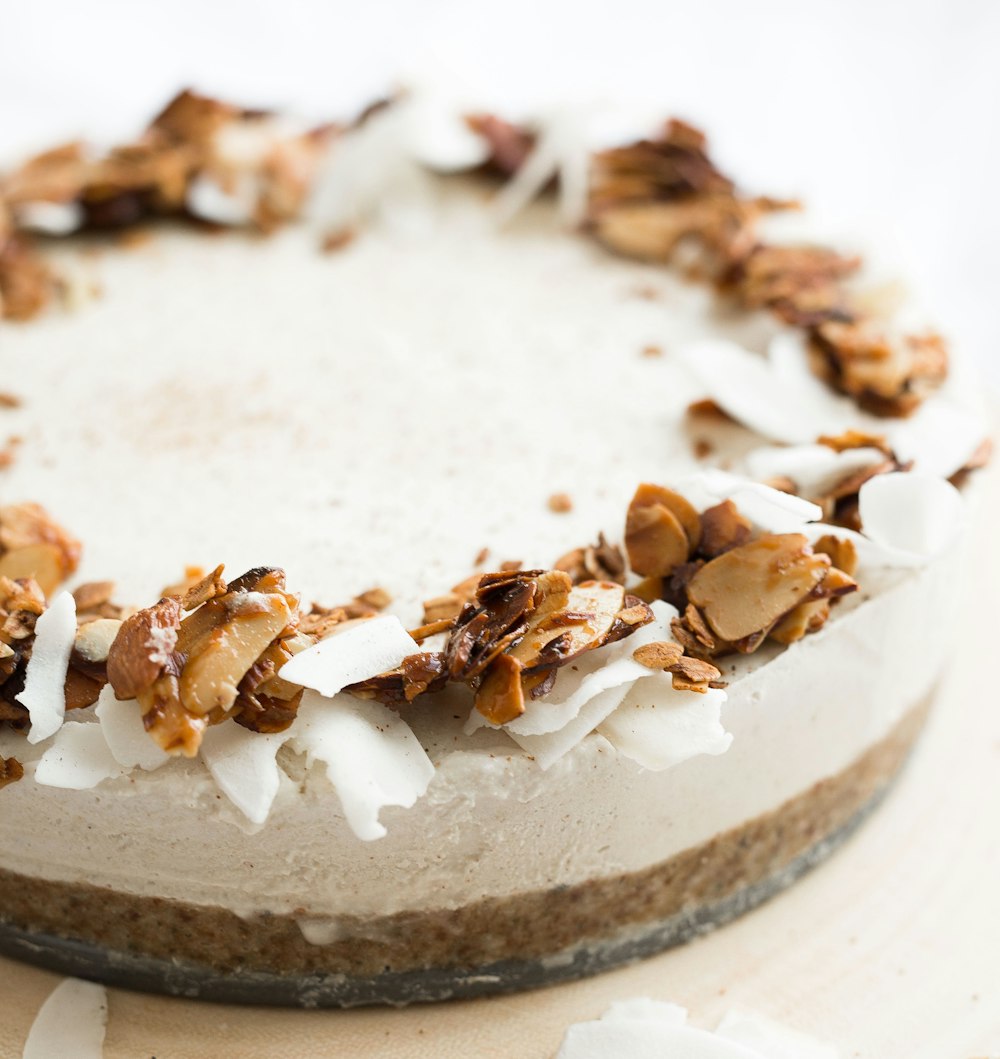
64,667,105,711
511,579,622,671
681,602,716,651
474,653,525,725
699,499,752,558
179,593,292,716
106,597,183,701
407,617,457,643
625,484,693,577
812,535,859,577
181,564,228,610
632,640,684,670
348,652,449,708
687,534,831,642
0,754,23,789
628,575,664,604
554,533,625,585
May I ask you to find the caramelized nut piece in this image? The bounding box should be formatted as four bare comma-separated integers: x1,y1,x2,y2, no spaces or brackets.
770,598,831,645
812,534,859,577
699,500,752,558
106,597,182,700
669,655,723,693
0,502,81,592
633,640,684,670
0,542,65,596
179,593,292,715
0,754,24,789
475,653,525,725
181,564,227,610
687,534,831,642
625,483,694,577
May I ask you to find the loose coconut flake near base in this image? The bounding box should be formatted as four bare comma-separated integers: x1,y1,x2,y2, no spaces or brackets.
555,997,838,1059
22,977,108,1059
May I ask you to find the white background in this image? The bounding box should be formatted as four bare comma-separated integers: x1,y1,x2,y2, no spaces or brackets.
2,0,998,383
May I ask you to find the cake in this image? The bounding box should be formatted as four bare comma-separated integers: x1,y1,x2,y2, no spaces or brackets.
0,91,989,1007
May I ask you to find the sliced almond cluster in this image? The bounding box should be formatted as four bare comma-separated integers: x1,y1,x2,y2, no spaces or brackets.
352,569,653,725
0,502,81,597
105,566,306,755
554,532,626,585
632,639,725,693
621,483,857,659
0,575,47,727
809,321,949,417
0,90,333,321
586,121,948,417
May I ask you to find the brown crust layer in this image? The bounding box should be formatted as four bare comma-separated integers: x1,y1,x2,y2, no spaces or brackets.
0,696,930,979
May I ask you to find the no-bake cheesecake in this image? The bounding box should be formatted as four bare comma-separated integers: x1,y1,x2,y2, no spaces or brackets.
0,92,989,1005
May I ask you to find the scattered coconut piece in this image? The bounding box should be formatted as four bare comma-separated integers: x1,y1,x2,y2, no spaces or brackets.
22,978,108,1059
857,472,964,560
279,614,419,698
94,685,169,771
199,722,292,825
35,722,125,789
18,590,76,744
744,443,887,500
288,690,435,841
598,677,730,771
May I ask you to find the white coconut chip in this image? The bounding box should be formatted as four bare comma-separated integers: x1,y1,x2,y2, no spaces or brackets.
885,396,988,479
186,172,258,226
278,614,419,699
402,93,491,172
14,199,85,236
678,336,854,444
19,590,77,745
35,721,125,790
22,977,108,1059
675,469,823,533
857,472,964,559
199,723,292,826
744,443,887,499
556,998,838,1059
598,676,731,772
94,685,169,771
288,690,435,841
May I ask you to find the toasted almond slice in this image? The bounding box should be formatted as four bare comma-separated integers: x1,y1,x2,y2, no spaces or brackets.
475,653,525,725
812,534,859,577
72,580,115,612
625,500,690,577
699,499,752,557
73,617,123,665
770,597,831,645
64,667,104,710
629,483,702,549
0,543,64,596
510,579,623,670
179,594,291,716
632,640,684,670
687,533,831,642
139,672,205,757
181,564,227,610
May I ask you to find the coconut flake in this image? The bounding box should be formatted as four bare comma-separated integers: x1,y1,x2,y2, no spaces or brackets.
676,469,823,532
22,978,107,1059
744,443,886,499
187,172,257,226
94,685,169,771
35,721,125,790
857,472,964,560
556,998,838,1059
598,675,731,771
885,397,988,479
199,723,291,825
402,93,491,172
278,615,419,698
19,590,76,745
288,690,434,841
14,200,84,236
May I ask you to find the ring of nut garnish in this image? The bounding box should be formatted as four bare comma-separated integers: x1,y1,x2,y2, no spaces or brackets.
0,473,870,781
1,92,949,420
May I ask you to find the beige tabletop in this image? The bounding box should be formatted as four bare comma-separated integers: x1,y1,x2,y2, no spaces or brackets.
1,471,999,1059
